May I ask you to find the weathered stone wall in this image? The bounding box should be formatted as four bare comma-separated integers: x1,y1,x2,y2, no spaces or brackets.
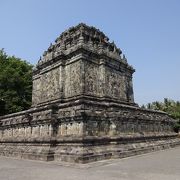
32,59,83,106
64,60,82,98
84,60,129,102
0,104,86,142
0,102,175,143
83,103,174,137
32,23,135,107
0,108,52,142
105,67,127,101
32,54,134,106
0,101,178,163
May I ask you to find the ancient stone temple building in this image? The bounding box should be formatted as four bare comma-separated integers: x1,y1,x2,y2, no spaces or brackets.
0,23,179,163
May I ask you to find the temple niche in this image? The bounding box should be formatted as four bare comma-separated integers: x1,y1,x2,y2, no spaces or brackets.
0,23,179,164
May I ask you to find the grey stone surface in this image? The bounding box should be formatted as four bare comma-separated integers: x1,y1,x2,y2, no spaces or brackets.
32,23,135,106
0,147,180,180
0,23,179,163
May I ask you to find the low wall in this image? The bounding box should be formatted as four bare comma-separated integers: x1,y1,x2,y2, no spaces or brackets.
0,101,179,163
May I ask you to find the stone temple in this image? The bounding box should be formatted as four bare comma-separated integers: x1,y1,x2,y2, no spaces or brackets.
0,23,179,163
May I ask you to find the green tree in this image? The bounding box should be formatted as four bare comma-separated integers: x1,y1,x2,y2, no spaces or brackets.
0,49,33,115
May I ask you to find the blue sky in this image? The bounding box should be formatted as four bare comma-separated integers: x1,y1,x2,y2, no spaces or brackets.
0,0,180,105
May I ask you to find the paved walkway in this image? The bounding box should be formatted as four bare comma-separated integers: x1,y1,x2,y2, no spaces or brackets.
0,147,180,180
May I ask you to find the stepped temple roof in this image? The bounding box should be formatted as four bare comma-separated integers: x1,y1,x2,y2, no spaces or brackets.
35,23,134,72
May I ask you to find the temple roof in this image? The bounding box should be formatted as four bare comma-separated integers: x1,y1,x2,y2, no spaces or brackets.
55,23,108,43
36,23,131,69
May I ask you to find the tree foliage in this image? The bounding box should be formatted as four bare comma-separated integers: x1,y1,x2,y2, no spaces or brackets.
142,98,180,132
0,49,33,115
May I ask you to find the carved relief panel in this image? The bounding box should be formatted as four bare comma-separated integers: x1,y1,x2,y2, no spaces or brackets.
32,67,61,105
64,61,81,98
105,68,127,101
40,68,60,102
32,77,41,105
84,61,100,96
